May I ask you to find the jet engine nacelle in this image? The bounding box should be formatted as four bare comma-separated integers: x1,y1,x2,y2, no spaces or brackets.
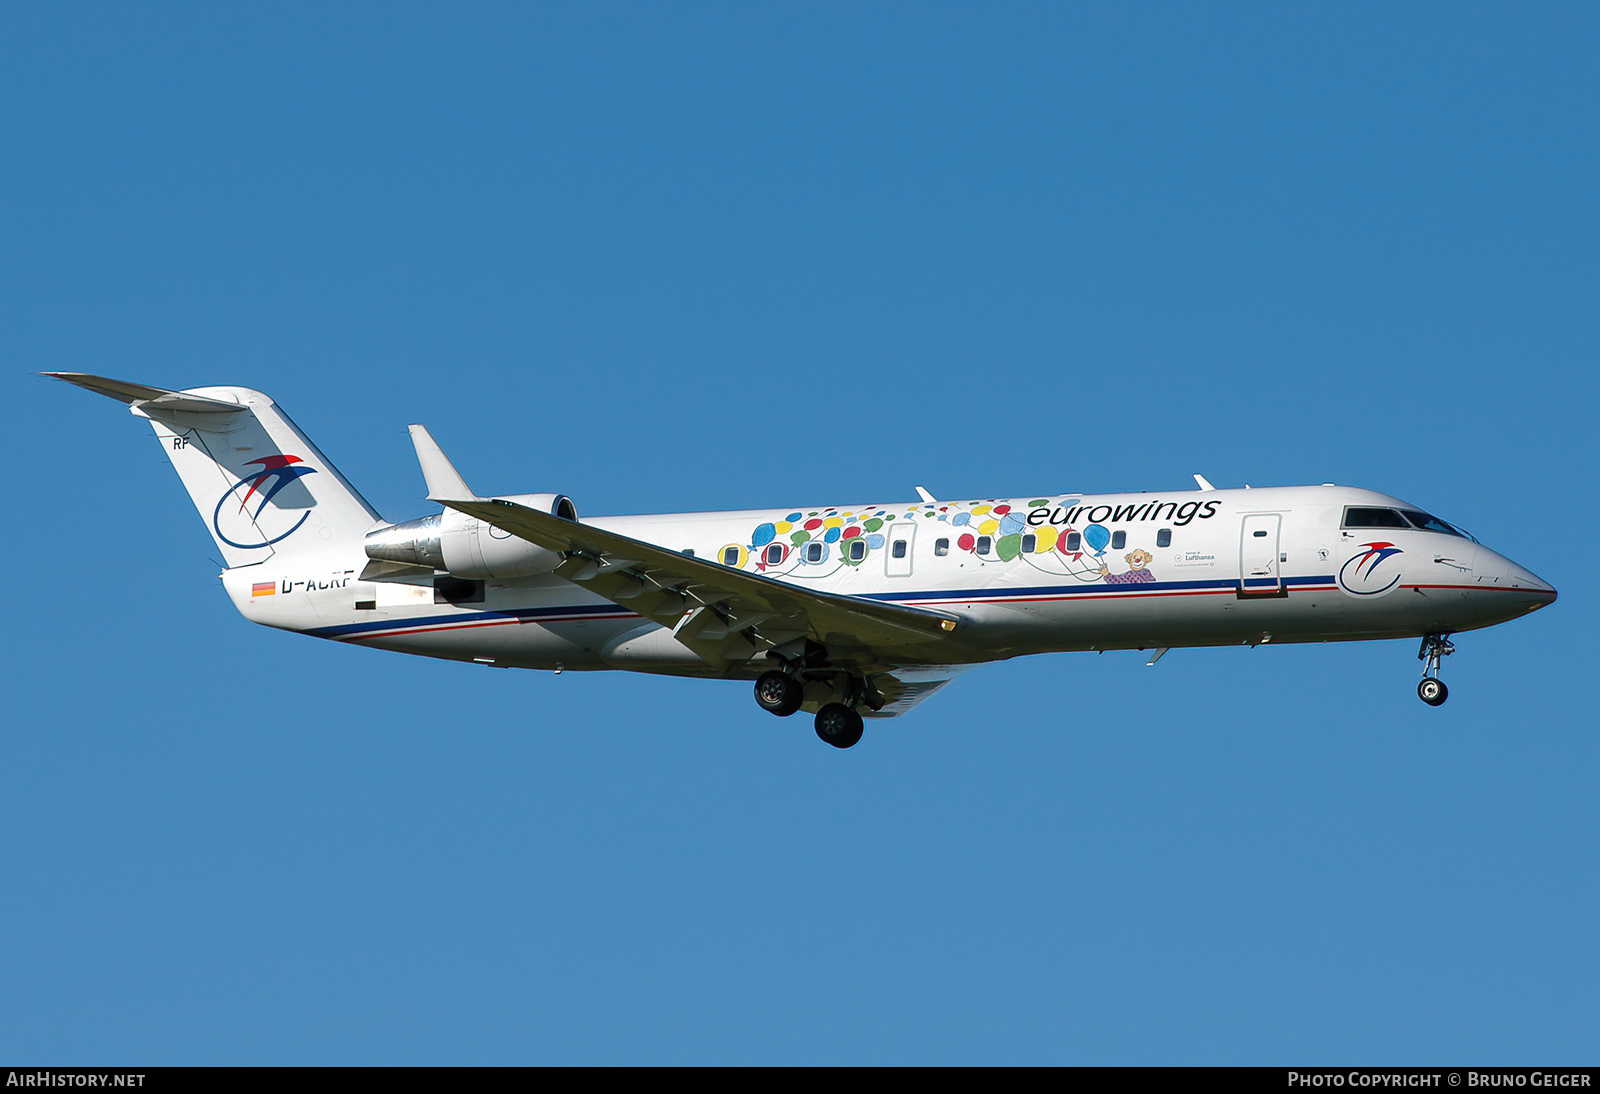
365,493,578,579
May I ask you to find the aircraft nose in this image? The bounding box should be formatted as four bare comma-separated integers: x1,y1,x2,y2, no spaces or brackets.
1482,552,1557,610
1507,562,1557,599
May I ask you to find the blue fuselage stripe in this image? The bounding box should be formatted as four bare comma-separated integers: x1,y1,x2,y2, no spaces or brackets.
310,575,1342,642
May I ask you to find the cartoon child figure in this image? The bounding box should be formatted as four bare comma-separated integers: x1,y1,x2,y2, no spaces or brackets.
1100,548,1155,584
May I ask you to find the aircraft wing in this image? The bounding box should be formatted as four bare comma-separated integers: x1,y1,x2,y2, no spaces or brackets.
439,497,969,677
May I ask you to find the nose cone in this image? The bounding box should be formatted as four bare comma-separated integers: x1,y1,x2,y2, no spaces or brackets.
1479,550,1557,614
1507,561,1557,601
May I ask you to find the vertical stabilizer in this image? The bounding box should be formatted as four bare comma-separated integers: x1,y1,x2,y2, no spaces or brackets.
46,373,383,568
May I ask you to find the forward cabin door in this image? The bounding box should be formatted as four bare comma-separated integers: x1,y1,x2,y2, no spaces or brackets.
1239,513,1284,596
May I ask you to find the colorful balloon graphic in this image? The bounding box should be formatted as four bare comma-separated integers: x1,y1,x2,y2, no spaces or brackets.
1084,523,1111,556
738,496,1118,581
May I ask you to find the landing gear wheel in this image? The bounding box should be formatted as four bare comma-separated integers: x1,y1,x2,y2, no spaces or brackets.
1416,634,1455,707
814,703,864,749
754,670,804,717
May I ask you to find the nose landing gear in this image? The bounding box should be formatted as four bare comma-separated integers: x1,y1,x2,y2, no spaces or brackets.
1417,634,1455,706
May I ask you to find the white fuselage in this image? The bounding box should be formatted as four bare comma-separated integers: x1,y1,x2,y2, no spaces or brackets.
46,372,1558,737
221,484,1555,677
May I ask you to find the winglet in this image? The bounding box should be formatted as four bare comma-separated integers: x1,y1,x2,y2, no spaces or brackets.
408,424,476,501
915,486,937,504
1193,474,1216,491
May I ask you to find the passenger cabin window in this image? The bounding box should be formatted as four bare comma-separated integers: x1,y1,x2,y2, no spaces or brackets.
805,542,826,563
847,539,868,562
722,546,741,566
1022,534,1036,553
1156,528,1171,548
1111,531,1126,550
892,540,907,559
764,544,784,566
935,538,949,556
1065,532,1081,552
976,535,992,556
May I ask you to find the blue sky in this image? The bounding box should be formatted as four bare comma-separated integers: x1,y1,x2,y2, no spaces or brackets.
4,2,1594,1064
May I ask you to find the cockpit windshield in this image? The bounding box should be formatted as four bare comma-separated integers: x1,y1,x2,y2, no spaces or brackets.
1399,510,1476,542
1342,506,1476,542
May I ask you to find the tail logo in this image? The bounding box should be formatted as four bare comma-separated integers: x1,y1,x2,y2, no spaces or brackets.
212,455,319,549
1337,541,1404,597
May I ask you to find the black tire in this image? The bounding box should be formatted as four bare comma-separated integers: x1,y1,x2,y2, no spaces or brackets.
814,703,864,749
1418,678,1448,706
754,670,803,717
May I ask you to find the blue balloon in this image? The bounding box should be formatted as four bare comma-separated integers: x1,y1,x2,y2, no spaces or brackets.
752,523,776,547
1084,524,1111,554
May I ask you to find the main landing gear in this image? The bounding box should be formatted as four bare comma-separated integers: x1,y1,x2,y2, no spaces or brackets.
813,703,865,750
1417,633,1455,706
753,668,868,749
754,670,804,717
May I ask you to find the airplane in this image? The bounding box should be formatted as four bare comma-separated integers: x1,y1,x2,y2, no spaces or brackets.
47,372,1557,748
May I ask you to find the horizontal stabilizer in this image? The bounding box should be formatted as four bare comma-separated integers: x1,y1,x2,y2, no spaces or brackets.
42,372,243,414
49,372,383,567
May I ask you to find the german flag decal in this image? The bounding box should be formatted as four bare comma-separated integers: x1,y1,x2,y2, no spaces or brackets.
251,582,276,597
